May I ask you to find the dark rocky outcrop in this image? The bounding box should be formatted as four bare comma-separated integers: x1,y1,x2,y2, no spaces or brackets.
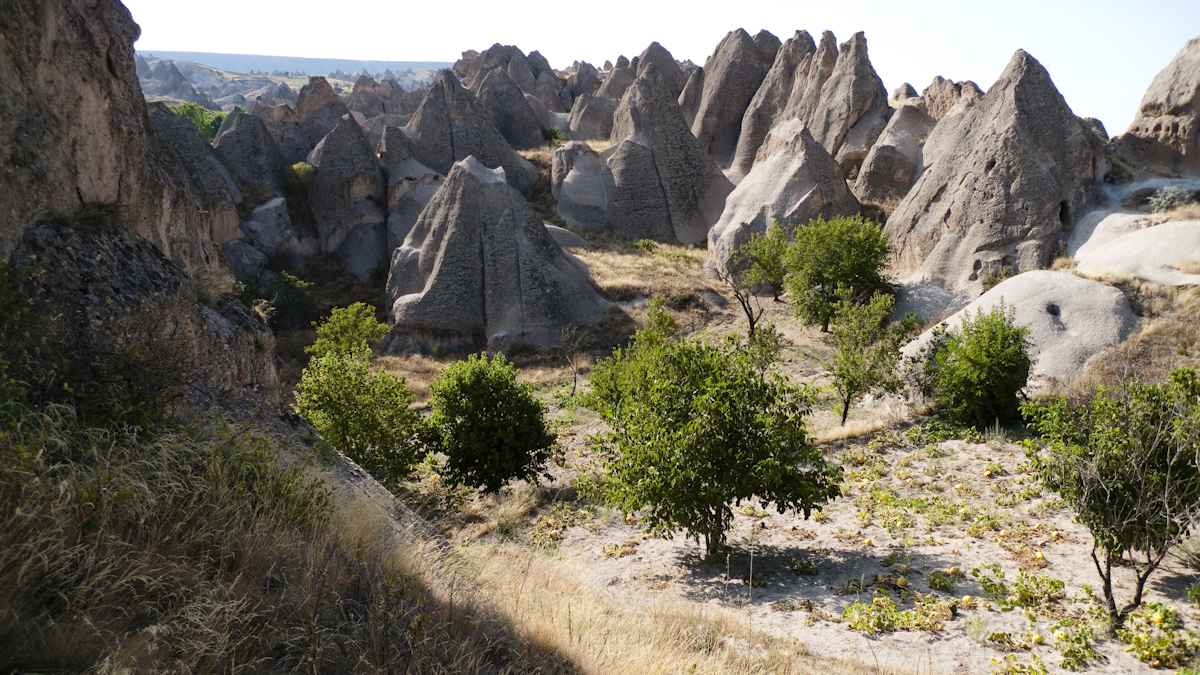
885,50,1107,307
296,76,352,151
690,28,781,168
378,126,443,251
854,104,937,203
307,115,387,280
147,103,242,247
213,110,287,204
566,61,602,107
1115,36,1200,175
730,31,817,177
384,156,606,354
596,62,634,99
534,70,566,113
476,67,545,150
345,76,386,118
405,71,538,191
709,121,860,272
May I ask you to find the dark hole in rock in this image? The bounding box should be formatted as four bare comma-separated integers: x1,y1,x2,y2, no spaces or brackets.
1046,303,1060,317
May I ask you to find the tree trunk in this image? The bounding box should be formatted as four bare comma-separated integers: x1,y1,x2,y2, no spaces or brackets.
841,399,851,425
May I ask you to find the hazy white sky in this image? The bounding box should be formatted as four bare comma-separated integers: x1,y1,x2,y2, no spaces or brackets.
124,0,1199,134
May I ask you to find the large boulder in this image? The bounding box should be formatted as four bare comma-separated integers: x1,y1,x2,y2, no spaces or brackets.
567,93,618,141
730,30,817,177
213,110,287,204
885,50,1106,314
405,71,538,191
475,67,545,150
307,115,387,280
566,61,602,105
552,141,608,231
345,76,386,118
238,197,317,269
147,103,242,247
378,126,443,251
1,0,219,276
250,101,311,165
1075,219,1200,286
601,60,734,243
854,104,937,203
709,121,861,272
690,28,781,168
902,271,1138,387
384,156,607,354
1115,36,1200,175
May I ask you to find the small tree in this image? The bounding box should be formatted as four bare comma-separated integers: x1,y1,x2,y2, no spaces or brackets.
712,265,763,339
930,300,1033,428
588,333,842,556
829,290,918,425
736,220,789,301
1025,367,1200,633
783,215,897,331
306,302,390,358
295,346,425,487
428,353,555,493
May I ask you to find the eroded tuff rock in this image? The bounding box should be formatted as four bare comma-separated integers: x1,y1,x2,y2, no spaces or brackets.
730,31,817,177
596,62,634,100
296,76,352,151
854,104,937,203
709,121,861,273
1,0,219,276
634,42,687,99
601,60,734,243
213,110,287,204
885,50,1106,310
476,67,545,150
567,93,618,141
691,28,781,168
902,271,1137,386
406,71,538,191
307,115,386,280
921,76,983,121
378,126,443,251
678,67,705,128
384,156,607,354
346,76,386,118
551,141,607,231
1116,36,1200,174
147,103,242,247
250,101,311,165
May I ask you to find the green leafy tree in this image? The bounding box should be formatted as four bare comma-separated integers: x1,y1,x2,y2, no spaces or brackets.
1025,368,1200,632
168,101,227,141
428,353,555,493
930,300,1033,428
829,290,918,425
588,333,842,556
294,347,425,486
736,219,789,301
782,215,897,331
306,302,390,358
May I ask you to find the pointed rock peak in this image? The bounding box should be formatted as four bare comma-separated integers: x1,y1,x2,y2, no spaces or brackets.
616,55,630,69
635,42,687,99
892,83,918,101
752,29,782,56
353,76,378,92
378,125,420,162
454,155,508,184
297,76,339,122
989,49,1071,113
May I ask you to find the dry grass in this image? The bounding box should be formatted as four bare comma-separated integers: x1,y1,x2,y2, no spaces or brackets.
195,267,239,307
375,352,449,405
1050,256,1077,272
814,415,902,445
1070,286,1200,392
1161,202,1200,222
1072,268,1178,318
1175,258,1200,275
570,234,719,303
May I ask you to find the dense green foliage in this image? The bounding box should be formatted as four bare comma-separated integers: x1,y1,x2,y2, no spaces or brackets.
782,215,897,331
428,353,555,494
588,330,842,555
736,220,789,300
306,302,390,358
930,301,1033,428
1025,367,1200,628
169,101,227,141
829,291,917,425
295,346,425,487
1149,185,1194,212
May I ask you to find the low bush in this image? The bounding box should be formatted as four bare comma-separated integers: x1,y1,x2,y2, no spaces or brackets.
930,300,1033,428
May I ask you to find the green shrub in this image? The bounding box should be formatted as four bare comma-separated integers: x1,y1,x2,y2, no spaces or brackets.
285,161,316,193
168,101,226,141
829,290,917,424
294,347,426,487
735,219,789,300
542,126,564,144
307,302,390,358
930,300,1032,428
587,332,841,555
783,215,897,331
1149,185,1195,212
634,238,658,253
428,353,555,494
1025,367,1200,630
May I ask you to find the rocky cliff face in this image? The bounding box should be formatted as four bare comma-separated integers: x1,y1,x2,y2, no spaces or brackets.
1116,36,1200,175
1,0,277,399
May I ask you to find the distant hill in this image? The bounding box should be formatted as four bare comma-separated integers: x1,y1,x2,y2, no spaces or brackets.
135,51,451,76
